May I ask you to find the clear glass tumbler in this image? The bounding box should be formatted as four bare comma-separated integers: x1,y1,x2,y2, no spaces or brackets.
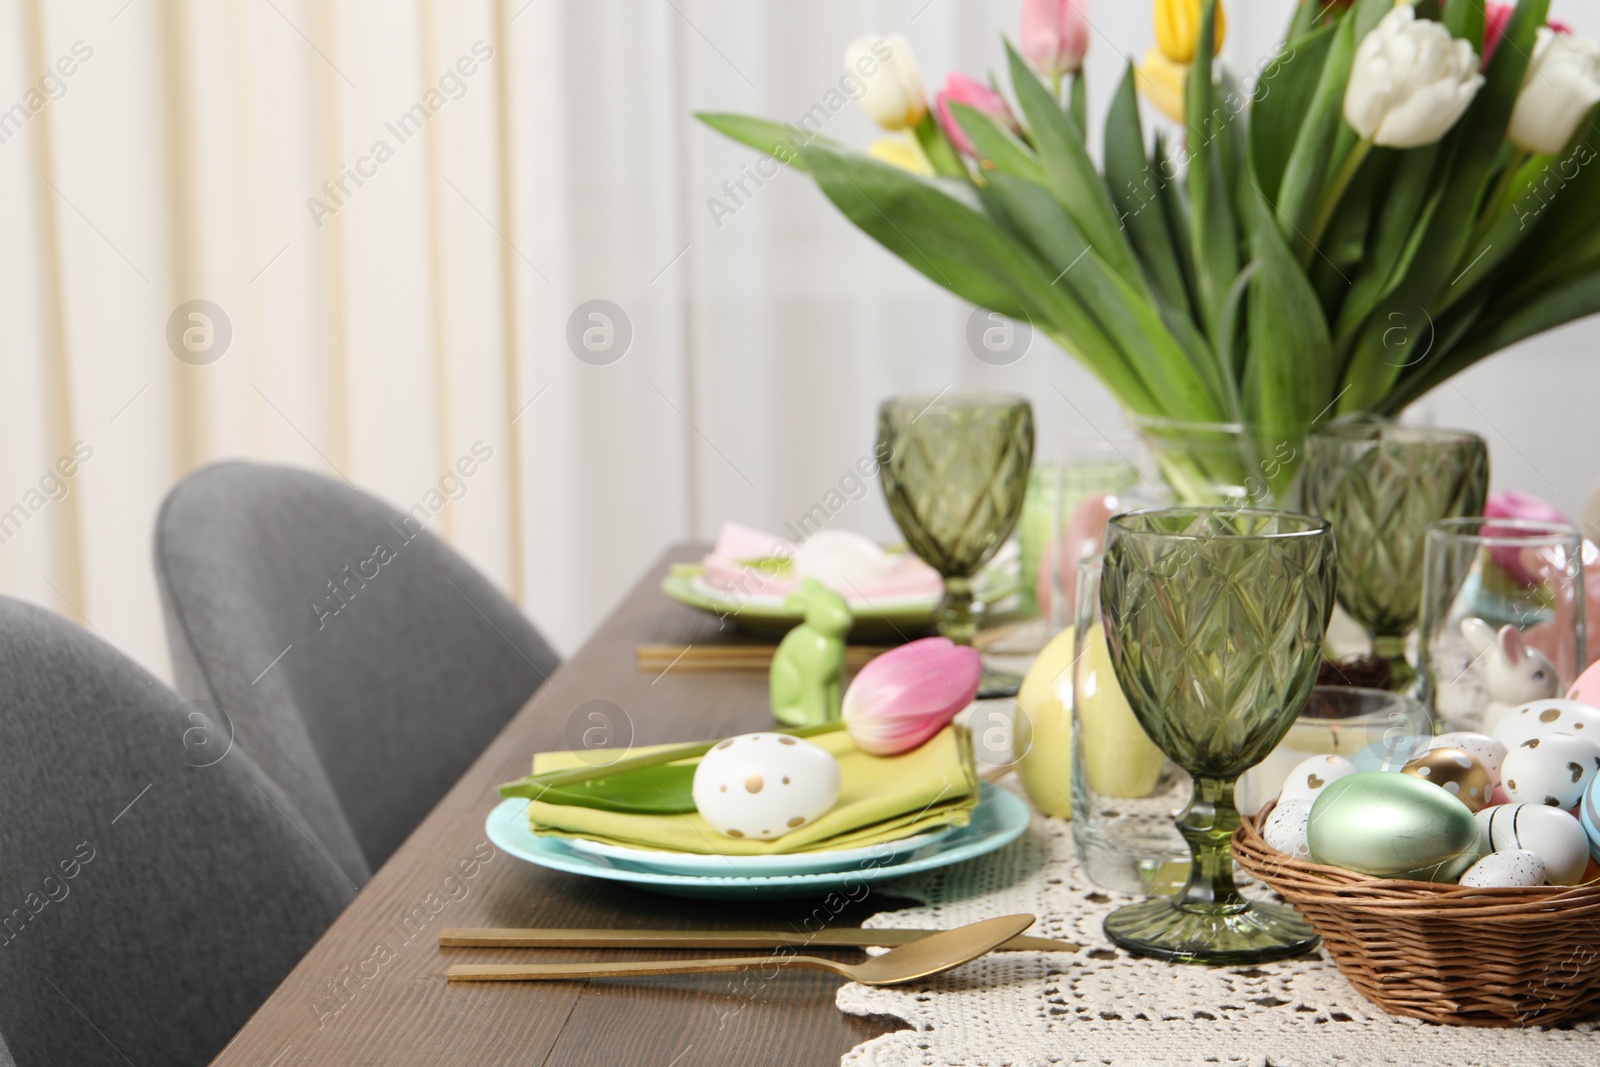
1419,518,1589,732
1071,554,1189,896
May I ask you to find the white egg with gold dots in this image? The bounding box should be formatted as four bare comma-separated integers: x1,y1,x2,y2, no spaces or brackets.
692,732,842,840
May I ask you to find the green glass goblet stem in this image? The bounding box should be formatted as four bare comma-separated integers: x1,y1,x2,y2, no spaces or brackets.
877,394,1035,645
1099,507,1337,965
1304,424,1489,691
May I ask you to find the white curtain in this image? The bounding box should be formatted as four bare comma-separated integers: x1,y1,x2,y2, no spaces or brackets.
3,0,1599,675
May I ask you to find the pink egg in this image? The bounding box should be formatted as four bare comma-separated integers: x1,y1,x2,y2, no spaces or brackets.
1488,784,1512,806
1568,660,1600,706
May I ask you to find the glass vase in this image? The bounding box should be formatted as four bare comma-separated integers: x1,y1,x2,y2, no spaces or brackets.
1127,414,1304,508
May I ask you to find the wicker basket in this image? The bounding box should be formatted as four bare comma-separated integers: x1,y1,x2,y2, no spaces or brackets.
1233,803,1600,1027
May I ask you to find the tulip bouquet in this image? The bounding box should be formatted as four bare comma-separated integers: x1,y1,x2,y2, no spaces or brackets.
699,0,1600,500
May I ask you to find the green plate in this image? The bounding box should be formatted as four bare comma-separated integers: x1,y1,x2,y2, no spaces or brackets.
660,563,948,639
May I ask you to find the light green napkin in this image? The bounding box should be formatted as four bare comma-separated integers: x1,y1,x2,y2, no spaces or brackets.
527,726,978,855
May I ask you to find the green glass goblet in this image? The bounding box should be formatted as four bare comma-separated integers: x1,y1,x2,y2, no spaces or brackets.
1099,507,1337,965
1303,424,1489,691
877,394,1034,644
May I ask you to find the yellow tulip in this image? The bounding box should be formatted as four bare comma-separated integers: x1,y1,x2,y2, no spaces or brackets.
867,137,934,175
1135,48,1188,125
1154,0,1226,65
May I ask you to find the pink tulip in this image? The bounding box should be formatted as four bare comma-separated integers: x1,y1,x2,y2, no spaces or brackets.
1020,0,1090,79
1484,489,1574,587
1483,3,1514,65
935,73,1017,157
1448,1,1570,67
842,637,982,755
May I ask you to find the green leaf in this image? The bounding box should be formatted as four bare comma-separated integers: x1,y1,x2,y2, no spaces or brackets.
982,174,1225,420
1185,0,1239,351
1249,23,1337,204
1274,0,1388,255
1332,143,1449,347
1286,0,1335,40
501,763,698,814
695,112,847,174
1442,0,1484,47
1069,73,1088,143
1105,64,1190,317
1154,132,1199,309
913,111,968,177
1383,268,1600,414
948,102,1044,183
1239,169,1335,453
1004,41,1142,291
797,140,1162,412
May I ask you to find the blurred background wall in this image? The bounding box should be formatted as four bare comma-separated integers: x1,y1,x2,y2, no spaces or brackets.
3,0,1599,675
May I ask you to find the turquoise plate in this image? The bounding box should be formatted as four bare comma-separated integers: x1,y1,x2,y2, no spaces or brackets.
485,782,1030,900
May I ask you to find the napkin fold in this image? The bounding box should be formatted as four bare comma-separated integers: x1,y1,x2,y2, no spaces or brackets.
526,726,978,855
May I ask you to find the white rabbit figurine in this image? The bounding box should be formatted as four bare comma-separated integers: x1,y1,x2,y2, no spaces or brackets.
1461,617,1560,732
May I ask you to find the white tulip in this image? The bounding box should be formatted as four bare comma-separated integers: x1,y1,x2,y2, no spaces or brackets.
1508,29,1600,155
1343,7,1484,149
845,34,927,131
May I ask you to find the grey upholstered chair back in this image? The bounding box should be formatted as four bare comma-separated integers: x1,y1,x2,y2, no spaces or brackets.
0,596,355,1067
154,461,559,873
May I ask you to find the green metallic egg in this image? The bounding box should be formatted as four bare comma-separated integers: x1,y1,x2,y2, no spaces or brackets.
1306,772,1480,882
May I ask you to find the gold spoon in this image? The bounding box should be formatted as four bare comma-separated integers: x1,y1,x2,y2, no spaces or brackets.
446,913,1035,987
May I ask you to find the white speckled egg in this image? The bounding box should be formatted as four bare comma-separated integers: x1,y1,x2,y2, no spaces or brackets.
1458,849,1547,888
1426,732,1509,783
1500,732,1600,810
1492,699,1600,748
1278,755,1356,805
692,733,841,840
1475,803,1591,886
1262,800,1314,859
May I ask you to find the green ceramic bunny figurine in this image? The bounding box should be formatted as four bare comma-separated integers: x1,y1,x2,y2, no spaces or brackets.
769,578,853,726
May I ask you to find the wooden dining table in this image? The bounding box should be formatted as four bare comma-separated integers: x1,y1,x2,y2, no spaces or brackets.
209,546,914,1066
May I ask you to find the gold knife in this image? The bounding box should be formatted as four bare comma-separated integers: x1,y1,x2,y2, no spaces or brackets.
439,927,1079,953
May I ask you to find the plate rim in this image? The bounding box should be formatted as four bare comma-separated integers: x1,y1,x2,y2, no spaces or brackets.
562,824,954,874
486,782,1029,889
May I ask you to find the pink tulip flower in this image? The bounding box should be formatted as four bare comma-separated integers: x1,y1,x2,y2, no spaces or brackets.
1020,0,1090,79
934,73,1017,157
1448,1,1571,67
842,637,982,755
1484,489,1574,587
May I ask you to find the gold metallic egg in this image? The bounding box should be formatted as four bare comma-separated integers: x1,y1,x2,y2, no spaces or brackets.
1401,747,1493,812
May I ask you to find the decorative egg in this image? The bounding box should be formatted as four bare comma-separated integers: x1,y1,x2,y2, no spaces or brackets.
1568,659,1600,705
1425,732,1508,783
1580,770,1600,863
1458,849,1547,888
1400,747,1493,812
1492,699,1600,748
1500,733,1600,810
1351,732,1429,773
1278,755,1356,805
1475,803,1591,886
1307,773,1480,882
1262,799,1314,859
691,733,841,840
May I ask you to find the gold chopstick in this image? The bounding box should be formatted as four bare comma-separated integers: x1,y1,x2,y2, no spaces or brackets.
439,927,1079,953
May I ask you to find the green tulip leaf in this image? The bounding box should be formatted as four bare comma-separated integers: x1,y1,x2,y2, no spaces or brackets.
947,102,1044,183
1004,40,1142,292
1105,63,1190,318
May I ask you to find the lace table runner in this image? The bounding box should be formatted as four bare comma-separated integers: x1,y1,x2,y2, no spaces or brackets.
836,801,1598,1066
